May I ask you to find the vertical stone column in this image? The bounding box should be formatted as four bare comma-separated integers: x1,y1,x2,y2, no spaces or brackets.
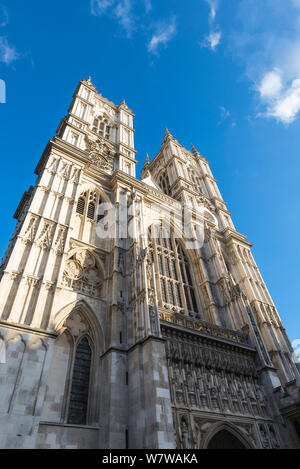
128,337,175,449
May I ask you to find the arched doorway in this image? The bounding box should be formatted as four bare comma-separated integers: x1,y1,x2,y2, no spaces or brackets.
207,430,248,449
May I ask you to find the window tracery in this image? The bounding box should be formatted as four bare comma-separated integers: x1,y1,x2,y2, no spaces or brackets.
148,226,200,317
62,250,103,298
92,115,111,140
158,171,171,196
76,190,100,222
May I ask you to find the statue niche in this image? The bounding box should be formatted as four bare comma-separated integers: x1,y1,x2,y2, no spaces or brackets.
62,250,103,298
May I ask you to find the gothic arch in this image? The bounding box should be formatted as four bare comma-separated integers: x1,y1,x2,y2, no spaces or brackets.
79,183,111,206
74,184,113,249
156,168,171,196
50,299,104,424
65,247,105,278
62,248,105,299
53,299,105,353
202,422,254,449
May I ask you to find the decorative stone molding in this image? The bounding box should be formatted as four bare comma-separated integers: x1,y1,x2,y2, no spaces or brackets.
62,249,103,298
84,135,114,172
22,215,39,245
37,221,56,250
25,275,41,288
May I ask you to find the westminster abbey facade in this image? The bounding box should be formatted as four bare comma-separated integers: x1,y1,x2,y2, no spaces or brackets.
0,78,299,449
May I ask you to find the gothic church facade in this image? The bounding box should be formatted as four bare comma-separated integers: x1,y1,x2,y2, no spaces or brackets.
0,78,299,449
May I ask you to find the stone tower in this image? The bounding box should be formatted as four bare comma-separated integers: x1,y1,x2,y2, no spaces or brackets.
0,78,299,449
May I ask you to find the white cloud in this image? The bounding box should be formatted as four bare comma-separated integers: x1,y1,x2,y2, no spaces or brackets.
259,70,283,98
230,0,300,124
205,0,219,20
261,78,300,124
90,0,114,15
202,0,222,51
218,106,236,126
202,31,221,51
90,0,152,38
114,0,133,35
148,17,177,54
219,106,230,120
90,0,134,36
0,5,8,27
0,37,18,64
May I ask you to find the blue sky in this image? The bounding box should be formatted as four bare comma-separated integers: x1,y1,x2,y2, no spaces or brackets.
0,0,299,345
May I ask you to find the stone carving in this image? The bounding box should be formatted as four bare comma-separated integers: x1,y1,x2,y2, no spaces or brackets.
22,216,39,245
149,306,158,335
62,250,103,298
54,227,67,255
37,221,56,250
47,157,59,175
269,425,280,449
85,136,114,172
259,424,270,449
26,275,41,288
180,416,191,449
70,167,81,183
44,280,56,291
59,162,71,180
162,326,269,423
9,271,22,282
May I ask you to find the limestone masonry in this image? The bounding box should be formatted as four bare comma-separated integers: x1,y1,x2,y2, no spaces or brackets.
0,78,299,449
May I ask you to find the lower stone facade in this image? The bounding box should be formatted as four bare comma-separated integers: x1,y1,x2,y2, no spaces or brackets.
0,318,299,449
162,325,281,449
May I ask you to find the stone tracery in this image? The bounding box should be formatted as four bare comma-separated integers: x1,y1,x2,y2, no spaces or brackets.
62,249,103,298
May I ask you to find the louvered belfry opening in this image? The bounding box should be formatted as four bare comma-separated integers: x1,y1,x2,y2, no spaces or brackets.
76,197,85,215
87,202,95,220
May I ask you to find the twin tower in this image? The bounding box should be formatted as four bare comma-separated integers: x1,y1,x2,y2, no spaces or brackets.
0,77,299,449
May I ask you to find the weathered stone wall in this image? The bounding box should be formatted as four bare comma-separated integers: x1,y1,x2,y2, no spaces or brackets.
36,423,99,449
128,337,175,449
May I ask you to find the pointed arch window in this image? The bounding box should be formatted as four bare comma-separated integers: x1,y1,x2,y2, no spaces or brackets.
158,171,171,196
148,226,200,317
75,190,100,222
68,337,92,425
92,115,111,140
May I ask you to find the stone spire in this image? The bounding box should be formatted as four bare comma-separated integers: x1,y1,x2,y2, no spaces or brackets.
191,143,207,161
162,127,176,146
165,127,173,139
141,153,151,179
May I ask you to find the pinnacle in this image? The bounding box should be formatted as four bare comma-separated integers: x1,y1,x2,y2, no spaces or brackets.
165,127,173,138
142,153,151,171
